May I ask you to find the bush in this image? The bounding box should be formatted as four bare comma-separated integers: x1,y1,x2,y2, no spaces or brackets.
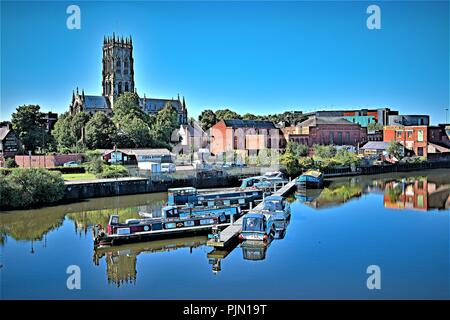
5,158,18,168
0,168,65,209
48,166,86,174
98,165,129,178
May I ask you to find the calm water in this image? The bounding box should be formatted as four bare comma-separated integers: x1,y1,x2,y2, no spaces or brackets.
1,169,449,299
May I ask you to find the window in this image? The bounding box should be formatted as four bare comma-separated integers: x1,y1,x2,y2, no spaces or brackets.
396,130,402,139
116,59,121,68
329,132,334,144
345,132,350,143
407,131,413,139
337,132,343,145
124,60,129,68
118,82,122,94
417,130,424,142
125,82,129,92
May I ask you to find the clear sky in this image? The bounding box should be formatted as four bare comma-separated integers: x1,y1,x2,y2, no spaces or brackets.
1,1,449,124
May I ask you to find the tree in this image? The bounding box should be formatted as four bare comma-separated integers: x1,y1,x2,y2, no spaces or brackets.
215,109,241,121
313,144,337,159
119,115,152,148
11,104,50,153
242,113,260,120
152,105,179,147
286,141,309,158
367,122,384,132
85,112,117,149
387,141,403,159
112,92,147,125
198,109,217,131
280,148,301,176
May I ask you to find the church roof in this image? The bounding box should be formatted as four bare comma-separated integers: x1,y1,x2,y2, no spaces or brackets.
84,96,110,109
140,98,183,112
0,127,11,140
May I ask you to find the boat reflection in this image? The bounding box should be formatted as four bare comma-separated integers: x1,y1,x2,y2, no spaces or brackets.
93,236,206,286
295,172,450,211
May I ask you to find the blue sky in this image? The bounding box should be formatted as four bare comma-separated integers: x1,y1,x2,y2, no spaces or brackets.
1,1,449,124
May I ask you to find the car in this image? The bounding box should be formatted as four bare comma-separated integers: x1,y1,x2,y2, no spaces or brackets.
161,163,176,173
63,161,81,167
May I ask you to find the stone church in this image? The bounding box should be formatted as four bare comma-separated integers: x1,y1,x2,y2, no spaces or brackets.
69,34,188,124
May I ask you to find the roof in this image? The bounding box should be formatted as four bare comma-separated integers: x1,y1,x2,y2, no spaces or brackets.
428,142,450,153
361,141,390,150
264,195,283,201
244,213,265,219
298,116,358,127
140,98,183,112
0,127,11,140
222,119,276,129
84,95,110,109
103,148,172,156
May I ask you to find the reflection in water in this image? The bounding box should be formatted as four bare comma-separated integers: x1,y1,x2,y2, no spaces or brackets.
93,236,207,286
295,172,450,212
1,169,449,294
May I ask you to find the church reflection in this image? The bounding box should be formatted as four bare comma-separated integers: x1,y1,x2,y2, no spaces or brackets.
93,236,206,286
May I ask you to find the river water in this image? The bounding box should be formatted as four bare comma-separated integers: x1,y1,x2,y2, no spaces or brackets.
1,169,449,299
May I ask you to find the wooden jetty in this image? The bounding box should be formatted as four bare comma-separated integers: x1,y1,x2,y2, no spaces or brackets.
206,178,297,248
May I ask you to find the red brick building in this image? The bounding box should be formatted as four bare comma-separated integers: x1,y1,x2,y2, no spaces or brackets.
209,119,284,156
282,116,367,147
383,125,428,157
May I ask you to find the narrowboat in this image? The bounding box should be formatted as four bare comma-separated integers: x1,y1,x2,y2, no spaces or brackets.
261,195,291,230
296,169,324,189
238,212,275,242
93,207,235,248
167,187,263,208
239,171,288,189
150,203,241,222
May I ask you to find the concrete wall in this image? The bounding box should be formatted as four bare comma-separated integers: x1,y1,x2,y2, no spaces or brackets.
64,175,242,201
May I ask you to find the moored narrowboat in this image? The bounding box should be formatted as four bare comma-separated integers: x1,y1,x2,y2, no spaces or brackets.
238,213,275,242
296,170,324,189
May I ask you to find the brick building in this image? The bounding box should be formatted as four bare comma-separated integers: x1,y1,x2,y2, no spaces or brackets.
209,119,284,157
283,116,367,147
383,125,428,157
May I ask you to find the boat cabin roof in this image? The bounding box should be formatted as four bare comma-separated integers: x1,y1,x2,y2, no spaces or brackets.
168,187,197,193
264,195,283,202
244,213,265,219
302,170,322,178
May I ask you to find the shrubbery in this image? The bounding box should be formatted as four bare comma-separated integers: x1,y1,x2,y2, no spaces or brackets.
0,169,65,209
98,165,129,178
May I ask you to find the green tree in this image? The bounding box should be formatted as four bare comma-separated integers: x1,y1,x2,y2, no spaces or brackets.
112,92,147,124
280,149,301,176
11,104,50,153
198,109,217,131
119,115,152,148
85,112,117,149
286,141,309,158
215,109,241,121
313,144,337,159
152,104,179,147
242,113,260,120
52,113,77,150
387,141,403,159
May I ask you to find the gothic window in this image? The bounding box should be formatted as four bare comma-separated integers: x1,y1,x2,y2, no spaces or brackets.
124,60,129,68
116,59,121,68
125,82,129,92
118,82,122,94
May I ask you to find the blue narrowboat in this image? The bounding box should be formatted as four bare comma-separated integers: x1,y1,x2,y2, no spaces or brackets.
167,187,263,208
261,195,291,230
296,170,324,189
239,213,275,242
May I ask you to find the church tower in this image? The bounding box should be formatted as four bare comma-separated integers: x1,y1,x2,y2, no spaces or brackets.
102,33,135,108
